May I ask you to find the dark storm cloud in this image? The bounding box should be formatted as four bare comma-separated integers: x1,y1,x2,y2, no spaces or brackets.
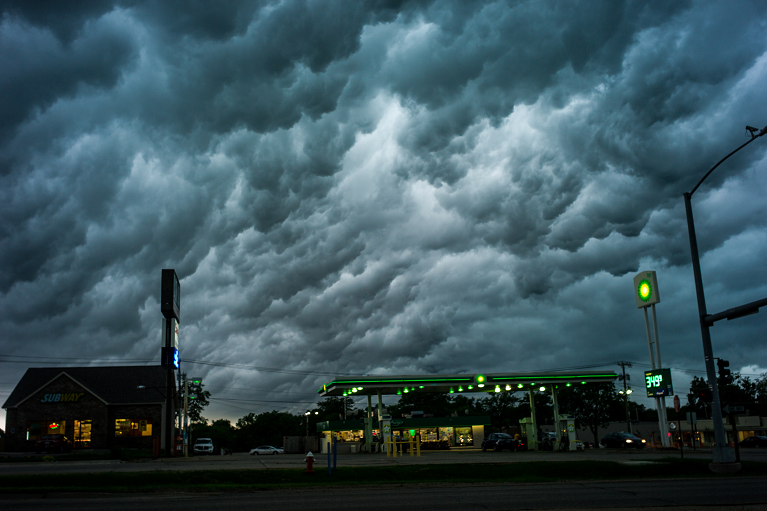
1,0,766,422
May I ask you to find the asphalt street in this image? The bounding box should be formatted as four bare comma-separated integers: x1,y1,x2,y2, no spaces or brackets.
2,447,767,475
2,477,766,510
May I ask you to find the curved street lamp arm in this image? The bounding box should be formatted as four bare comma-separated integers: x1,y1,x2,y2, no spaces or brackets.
689,125,766,196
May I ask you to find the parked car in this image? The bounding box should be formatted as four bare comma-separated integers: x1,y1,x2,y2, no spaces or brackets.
35,434,73,454
739,436,767,448
481,433,524,452
600,432,647,449
540,432,558,450
249,445,284,455
193,437,214,455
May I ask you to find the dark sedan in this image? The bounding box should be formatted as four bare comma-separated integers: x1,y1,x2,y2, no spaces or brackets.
35,434,73,454
600,432,647,449
481,433,524,452
739,436,767,448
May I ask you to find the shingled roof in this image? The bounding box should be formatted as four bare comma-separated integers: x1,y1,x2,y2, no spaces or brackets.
2,366,170,409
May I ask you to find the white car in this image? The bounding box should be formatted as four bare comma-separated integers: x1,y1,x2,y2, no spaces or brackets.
194,438,214,455
249,445,284,455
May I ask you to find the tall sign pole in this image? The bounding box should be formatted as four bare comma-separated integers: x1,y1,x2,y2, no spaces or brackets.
161,269,181,457
633,271,670,447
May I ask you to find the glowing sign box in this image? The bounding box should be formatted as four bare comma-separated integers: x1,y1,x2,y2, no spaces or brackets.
644,368,673,397
633,271,660,308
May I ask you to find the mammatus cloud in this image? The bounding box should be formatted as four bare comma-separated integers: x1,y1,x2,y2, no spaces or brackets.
1,1,766,422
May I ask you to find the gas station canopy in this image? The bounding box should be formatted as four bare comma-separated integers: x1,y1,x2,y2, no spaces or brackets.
318,371,617,397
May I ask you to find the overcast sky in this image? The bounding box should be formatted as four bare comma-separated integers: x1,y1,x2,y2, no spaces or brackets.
2,0,766,426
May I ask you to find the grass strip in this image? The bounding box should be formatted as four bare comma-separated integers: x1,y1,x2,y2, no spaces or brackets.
1,458,765,493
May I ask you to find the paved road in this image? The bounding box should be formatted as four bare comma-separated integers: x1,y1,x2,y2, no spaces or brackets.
2,447,767,475
2,477,766,510
3,447,767,475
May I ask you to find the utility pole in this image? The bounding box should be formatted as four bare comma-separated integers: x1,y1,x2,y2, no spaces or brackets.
617,362,633,433
183,374,188,456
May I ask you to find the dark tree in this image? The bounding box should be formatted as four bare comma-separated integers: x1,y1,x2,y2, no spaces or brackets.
234,410,303,450
557,383,621,446
477,391,523,431
687,375,710,419
179,379,211,425
388,392,454,418
449,394,482,416
192,418,236,452
315,396,356,420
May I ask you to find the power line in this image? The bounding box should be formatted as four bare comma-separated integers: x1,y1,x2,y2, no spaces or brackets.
211,397,318,405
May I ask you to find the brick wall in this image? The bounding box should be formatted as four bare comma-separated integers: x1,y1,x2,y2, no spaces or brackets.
4,374,162,452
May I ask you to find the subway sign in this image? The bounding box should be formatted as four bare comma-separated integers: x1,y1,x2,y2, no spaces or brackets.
40,393,85,403
644,368,673,397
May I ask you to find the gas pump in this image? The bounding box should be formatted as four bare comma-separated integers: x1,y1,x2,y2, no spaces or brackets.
519,418,537,450
556,414,576,449
380,415,392,455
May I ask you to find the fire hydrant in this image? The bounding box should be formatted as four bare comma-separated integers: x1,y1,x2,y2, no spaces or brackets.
304,451,314,475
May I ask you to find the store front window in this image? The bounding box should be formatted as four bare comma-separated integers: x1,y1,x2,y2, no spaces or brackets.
439,427,455,446
114,419,153,437
47,420,66,435
26,421,68,444
74,420,92,448
336,430,363,442
26,422,43,442
455,427,473,446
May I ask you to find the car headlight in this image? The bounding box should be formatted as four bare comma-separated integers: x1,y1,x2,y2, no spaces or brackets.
625,439,633,443
641,439,646,443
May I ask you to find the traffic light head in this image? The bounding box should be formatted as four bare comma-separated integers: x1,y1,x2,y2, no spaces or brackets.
698,389,713,403
717,359,733,384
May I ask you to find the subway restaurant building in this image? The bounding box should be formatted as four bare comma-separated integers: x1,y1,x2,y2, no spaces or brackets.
2,366,171,452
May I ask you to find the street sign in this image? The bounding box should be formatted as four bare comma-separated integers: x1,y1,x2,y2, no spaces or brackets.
721,405,745,415
673,395,680,412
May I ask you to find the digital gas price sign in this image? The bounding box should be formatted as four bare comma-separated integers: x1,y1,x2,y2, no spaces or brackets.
644,368,673,397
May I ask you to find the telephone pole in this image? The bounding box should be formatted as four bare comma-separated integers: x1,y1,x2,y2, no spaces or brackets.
617,361,633,433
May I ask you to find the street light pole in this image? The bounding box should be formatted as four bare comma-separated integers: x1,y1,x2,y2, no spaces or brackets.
683,125,766,468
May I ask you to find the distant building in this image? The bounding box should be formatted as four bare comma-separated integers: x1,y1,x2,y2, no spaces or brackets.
2,366,173,452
